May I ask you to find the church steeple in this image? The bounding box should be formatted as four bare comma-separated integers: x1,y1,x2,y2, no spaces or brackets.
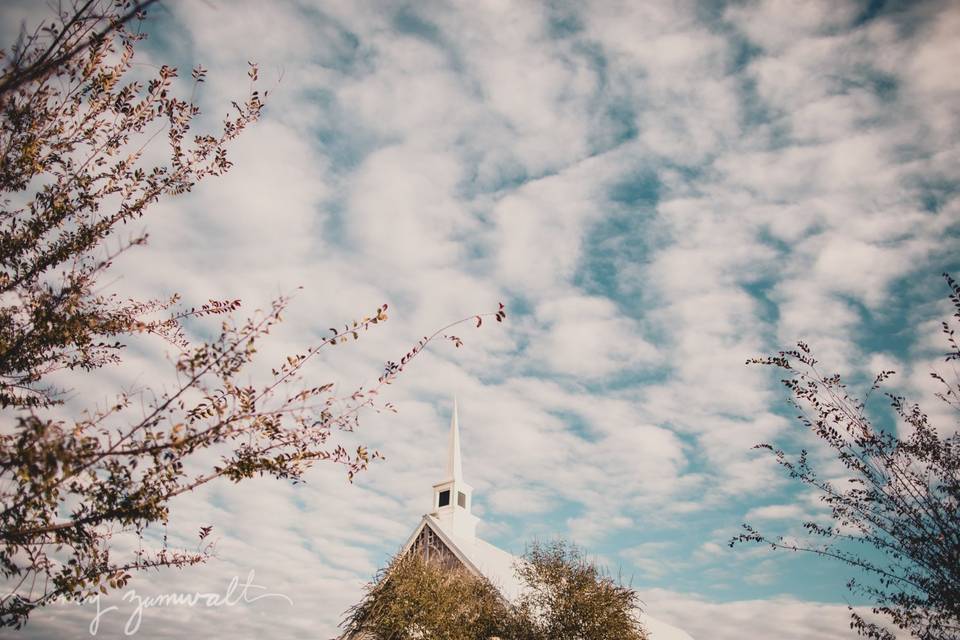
446,397,463,482
431,398,478,541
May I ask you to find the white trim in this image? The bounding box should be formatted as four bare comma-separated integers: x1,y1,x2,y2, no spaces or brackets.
398,515,484,577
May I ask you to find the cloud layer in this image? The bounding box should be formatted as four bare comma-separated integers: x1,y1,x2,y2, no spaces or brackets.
7,0,960,637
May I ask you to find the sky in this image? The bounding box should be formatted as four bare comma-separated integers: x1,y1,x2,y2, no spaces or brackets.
4,0,960,638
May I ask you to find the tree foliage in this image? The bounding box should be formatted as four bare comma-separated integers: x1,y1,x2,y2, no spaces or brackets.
512,540,647,640
341,539,647,640
0,0,261,410
0,1,503,629
733,275,960,640
341,553,511,640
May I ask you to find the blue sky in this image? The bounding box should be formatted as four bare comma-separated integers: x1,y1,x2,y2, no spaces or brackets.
6,0,960,638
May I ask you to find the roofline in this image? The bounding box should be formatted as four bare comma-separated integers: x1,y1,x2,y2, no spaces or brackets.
398,514,485,578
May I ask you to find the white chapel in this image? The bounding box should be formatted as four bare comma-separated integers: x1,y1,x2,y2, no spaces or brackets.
391,400,695,640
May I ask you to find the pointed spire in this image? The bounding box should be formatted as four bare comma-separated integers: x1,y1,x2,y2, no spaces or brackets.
446,397,463,481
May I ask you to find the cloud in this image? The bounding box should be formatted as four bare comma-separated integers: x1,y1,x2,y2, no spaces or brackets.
725,0,861,55
487,486,555,516
641,590,892,640
528,294,658,378
745,504,809,521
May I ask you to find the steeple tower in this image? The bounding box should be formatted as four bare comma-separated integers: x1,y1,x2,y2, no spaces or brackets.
431,398,478,541
447,397,463,482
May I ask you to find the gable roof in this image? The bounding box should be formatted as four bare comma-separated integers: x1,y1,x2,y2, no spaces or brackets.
399,514,525,601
